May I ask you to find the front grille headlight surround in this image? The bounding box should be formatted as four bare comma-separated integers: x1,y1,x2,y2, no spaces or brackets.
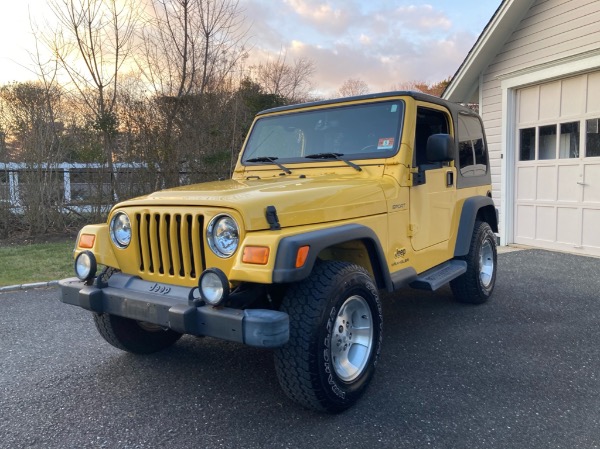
207,214,240,258
109,211,132,249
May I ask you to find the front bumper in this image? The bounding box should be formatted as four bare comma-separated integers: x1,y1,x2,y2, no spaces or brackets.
59,274,289,348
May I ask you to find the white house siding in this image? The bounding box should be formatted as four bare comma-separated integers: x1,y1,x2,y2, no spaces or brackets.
478,0,600,249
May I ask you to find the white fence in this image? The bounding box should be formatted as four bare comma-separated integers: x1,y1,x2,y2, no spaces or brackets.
0,162,153,213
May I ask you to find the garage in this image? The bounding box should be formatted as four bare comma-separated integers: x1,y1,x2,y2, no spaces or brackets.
442,0,600,257
514,72,600,256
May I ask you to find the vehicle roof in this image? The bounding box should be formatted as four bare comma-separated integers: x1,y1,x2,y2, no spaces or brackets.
257,91,475,117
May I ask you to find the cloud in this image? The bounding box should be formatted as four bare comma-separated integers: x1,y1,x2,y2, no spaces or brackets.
243,0,289,50
392,5,453,31
282,0,356,34
285,0,343,22
241,0,484,97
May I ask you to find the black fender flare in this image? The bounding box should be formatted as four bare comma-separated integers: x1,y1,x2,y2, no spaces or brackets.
272,223,394,291
454,196,498,257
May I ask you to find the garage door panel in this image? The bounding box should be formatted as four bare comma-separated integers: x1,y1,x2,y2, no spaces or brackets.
561,76,586,117
517,166,536,200
583,163,600,203
516,205,535,239
518,86,539,123
556,207,580,245
536,206,556,241
582,209,600,248
536,166,557,200
586,72,600,114
540,81,561,120
556,164,580,202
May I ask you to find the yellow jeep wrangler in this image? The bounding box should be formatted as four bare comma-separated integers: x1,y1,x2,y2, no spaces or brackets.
60,91,498,412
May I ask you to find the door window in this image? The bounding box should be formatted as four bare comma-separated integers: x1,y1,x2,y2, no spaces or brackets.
414,107,449,168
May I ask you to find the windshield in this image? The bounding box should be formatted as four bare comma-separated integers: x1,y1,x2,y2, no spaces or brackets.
242,100,404,163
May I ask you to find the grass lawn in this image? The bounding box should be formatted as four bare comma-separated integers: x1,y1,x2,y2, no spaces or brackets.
0,240,75,287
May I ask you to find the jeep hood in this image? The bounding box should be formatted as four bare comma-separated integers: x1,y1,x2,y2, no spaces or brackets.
118,175,387,230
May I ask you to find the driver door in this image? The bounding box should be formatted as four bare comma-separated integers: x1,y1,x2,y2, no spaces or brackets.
409,105,456,252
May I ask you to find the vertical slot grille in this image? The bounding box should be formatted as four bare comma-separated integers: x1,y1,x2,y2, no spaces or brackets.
135,212,205,279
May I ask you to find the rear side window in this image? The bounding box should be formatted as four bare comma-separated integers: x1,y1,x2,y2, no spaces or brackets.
457,113,488,177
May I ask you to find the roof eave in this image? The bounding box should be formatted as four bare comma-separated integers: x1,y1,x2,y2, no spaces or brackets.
443,0,536,103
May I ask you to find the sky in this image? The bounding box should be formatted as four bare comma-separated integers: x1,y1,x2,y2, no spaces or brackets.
0,0,502,96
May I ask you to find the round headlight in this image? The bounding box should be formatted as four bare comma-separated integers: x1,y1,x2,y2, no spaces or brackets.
110,211,131,249
207,215,239,258
75,250,97,281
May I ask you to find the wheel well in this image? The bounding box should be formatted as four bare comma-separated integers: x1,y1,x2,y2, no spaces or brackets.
271,223,391,289
454,196,498,257
317,239,386,290
476,205,498,233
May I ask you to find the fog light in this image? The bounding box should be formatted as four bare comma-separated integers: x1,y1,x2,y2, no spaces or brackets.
199,268,230,306
75,251,97,282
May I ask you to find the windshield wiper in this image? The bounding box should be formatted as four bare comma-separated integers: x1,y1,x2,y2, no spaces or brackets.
245,156,291,174
304,153,362,172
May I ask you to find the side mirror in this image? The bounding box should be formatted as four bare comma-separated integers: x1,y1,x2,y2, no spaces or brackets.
426,134,455,162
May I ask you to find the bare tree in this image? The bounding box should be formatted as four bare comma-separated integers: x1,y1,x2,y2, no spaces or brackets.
393,77,451,97
0,82,66,234
255,51,315,102
139,0,248,186
338,78,369,98
43,0,138,200
141,0,247,97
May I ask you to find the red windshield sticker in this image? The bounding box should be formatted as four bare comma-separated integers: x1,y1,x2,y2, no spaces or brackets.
377,138,395,150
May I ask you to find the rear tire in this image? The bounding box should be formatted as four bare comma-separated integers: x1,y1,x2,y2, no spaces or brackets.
451,220,497,304
274,261,383,413
93,313,182,354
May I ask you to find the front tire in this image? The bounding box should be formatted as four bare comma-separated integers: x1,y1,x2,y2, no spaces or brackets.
274,261,383,413
451,220,497,304
93,313,182,354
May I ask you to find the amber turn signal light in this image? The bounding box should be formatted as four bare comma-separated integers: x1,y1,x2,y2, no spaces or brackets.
242,246,270,265
79,234,96,249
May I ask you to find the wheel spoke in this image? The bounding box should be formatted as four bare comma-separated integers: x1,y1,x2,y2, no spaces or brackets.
351,326,372,346
334,357,357,380
347,342,368,367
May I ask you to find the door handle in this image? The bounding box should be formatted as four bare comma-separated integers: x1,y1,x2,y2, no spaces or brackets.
446,171,454,187
577,182,587,186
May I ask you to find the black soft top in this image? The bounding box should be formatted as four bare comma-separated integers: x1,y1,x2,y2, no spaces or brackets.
257,91,473,117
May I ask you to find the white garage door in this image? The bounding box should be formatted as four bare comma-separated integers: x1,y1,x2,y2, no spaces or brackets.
514,72,600,257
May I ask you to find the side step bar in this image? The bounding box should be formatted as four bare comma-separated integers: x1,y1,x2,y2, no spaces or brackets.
409,260,467,291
